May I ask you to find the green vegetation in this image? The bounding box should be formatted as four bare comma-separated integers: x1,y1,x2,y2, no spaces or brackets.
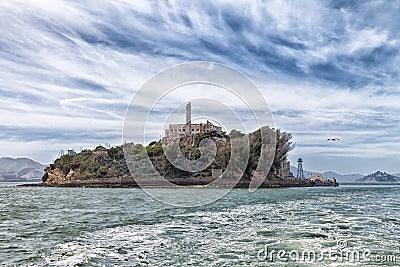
146,145,163,157
49,145,129,179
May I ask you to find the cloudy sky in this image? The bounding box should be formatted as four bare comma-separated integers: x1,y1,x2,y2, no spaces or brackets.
1,0,399,174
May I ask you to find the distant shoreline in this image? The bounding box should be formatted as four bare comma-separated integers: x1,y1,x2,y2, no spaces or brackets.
339,182,400,185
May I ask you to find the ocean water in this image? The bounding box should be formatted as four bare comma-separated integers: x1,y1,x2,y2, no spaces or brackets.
0,183,399,266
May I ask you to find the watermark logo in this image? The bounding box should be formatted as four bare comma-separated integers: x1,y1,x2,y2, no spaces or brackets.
257,240,398,264
122,62,275,206
336,238,348,250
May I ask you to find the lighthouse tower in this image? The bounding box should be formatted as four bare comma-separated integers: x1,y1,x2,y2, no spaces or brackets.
297,157,305,179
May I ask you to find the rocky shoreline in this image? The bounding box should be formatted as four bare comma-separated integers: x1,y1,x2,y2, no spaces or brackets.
19,177,338,188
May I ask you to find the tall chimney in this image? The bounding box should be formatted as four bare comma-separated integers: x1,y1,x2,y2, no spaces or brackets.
186,102,191,126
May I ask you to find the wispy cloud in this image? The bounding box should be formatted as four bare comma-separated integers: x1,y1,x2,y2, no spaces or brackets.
0,0,399,173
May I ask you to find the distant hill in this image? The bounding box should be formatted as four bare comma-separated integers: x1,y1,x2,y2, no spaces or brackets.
355,171,400,183
0,157,46,182
290,166,363,183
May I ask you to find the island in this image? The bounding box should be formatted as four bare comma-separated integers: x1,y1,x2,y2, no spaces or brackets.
22,103,338,188
22,126,338,188
355,171,400,183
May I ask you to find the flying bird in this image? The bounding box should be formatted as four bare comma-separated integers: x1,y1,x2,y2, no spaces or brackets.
327,138,340,141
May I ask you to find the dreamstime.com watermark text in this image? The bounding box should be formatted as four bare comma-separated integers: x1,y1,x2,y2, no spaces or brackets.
257,244,399,264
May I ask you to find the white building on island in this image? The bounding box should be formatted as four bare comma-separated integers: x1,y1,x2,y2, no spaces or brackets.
164,102,223,138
